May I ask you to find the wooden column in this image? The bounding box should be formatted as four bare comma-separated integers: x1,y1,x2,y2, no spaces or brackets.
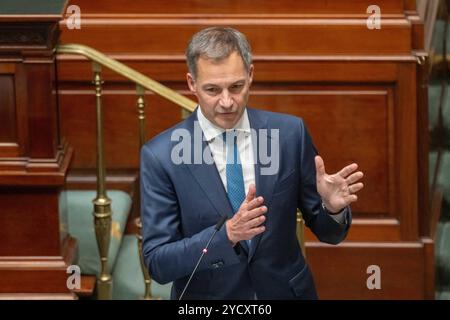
0,0,77,299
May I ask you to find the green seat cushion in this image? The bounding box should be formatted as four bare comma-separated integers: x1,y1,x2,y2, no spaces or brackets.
430,151,450,204
428,82,450,129
112,235,172,300
428,83,440,129
66,190,132,275
431,20,445,57
436,222,450,287
436,290,450,300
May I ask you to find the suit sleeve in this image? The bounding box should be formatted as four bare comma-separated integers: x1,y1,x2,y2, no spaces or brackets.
140,144,242,284
296,119,352,244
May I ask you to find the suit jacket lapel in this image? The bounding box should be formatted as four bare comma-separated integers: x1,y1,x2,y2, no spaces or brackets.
247,108,278,261
184,110,233,219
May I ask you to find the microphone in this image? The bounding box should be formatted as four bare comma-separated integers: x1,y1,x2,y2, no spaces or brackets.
178,215,228,300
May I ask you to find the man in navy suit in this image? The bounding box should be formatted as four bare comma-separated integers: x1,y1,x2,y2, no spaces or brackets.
141,27,364,299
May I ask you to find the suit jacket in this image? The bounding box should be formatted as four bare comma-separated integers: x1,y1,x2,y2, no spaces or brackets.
141,107,351,299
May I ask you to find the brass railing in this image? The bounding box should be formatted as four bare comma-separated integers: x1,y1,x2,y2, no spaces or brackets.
56,43,306,299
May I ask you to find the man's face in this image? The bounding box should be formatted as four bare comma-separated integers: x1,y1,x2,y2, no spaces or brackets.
187,51,254,129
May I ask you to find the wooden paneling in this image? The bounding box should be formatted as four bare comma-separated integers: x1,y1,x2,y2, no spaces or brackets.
306,241,427,299
0,269,72,293
331,218,401,242
60,0,418,59
0,0,76,298
0,63,26,158
60,23,412,56
417,58,430,238
67,0,407,15
59,89,183,168
395,63,419,241
0,22,71,174
0,75,16,143
26,62,59,159
251,86,390,216
0,236,77,294
0,188,61,256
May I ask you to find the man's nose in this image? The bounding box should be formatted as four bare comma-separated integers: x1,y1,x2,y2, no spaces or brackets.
219,90,233,108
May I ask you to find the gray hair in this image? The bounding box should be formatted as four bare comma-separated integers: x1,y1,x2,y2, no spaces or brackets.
186,27,253,79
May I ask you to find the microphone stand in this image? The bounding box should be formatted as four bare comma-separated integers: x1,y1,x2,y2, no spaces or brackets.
179,215,227,300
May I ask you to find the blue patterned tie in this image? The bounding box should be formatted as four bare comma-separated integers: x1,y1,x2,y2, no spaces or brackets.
225,131,251,247
225,131,246,214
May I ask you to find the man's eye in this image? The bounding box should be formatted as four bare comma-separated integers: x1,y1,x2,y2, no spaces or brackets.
206,88,219,94
230,84,244,91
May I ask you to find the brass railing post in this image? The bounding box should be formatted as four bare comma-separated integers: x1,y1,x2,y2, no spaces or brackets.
296,210,306,258
137,85,146,148
92,62,113,299
136,85,154,299
136,217,153,299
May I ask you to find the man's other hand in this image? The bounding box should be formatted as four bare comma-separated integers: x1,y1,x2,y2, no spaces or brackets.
225,184,266,246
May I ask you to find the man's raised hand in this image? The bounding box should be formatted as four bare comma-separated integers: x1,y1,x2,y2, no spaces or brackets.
315,155,364,214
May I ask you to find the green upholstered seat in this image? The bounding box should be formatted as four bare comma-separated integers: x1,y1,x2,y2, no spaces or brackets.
112,235,172,300
437,290,450,300
66,190,132,276
431,20,445,56
429,151,450,204
428,83,441,129
427,16,450,301
436,221,450,290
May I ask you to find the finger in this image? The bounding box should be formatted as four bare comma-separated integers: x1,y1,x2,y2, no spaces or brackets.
245,183,257,203
349,182,364,194
338,163,358,178
315,155,326,178
245,205,267,220
346,171,364,184
246,214,266,229
247,225,265,239
246,196,264,211
346,194,358,203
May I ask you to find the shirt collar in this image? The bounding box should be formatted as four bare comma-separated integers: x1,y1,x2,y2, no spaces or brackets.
197,106,251,142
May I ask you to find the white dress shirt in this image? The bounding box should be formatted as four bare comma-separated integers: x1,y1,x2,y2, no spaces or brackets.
197,107,255,196
196,107,345,224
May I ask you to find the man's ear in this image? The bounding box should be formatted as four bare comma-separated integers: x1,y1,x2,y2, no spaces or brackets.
186,73,197,93
248,64,254,86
